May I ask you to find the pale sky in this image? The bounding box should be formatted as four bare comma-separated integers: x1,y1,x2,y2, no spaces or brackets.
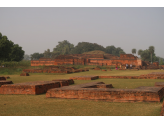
0,7,164,57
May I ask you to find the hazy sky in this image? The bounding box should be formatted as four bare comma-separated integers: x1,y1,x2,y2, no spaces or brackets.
0,7,164,57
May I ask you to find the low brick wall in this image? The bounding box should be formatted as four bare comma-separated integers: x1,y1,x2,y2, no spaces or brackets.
52,79,74,85
46,82,164,102
70,76,99,80
99,76,164,79
0,80,13,87
155,82,164,87
0,81,69,95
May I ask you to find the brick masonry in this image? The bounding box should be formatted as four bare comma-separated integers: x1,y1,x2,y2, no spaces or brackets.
70,76,99,80
31,54,145,67
0,80,13,87
0,76,6,81
155,82,164,87
0,81,69,95
23,66,89,74
52,79,74,85
46,82,164,102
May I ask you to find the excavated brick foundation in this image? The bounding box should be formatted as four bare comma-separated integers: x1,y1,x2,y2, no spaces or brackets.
46,82,164,102
52,79,74,85
0,81,69,95
155,82,164,87
0,80,13,87
70,76,99,80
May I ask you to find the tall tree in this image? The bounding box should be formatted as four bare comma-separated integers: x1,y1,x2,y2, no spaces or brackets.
132,48,136,55
0,32,24,62
140,49,150,61
53,40,74,55
138,49,143,57
149,46,155,63
8,44,25,61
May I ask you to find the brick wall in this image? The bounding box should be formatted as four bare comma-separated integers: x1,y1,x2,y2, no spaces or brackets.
46,82,164,102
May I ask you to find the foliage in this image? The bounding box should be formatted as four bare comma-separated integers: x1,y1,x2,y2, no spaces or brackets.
0,60,30,68
53,40,74,55
138,49,143,56
106,45,125,56
0,32,24,62
139,46,158,62
140,49,151,61
132,48,136,54
72,42,105,54
149,46,155,63
30,53,44,60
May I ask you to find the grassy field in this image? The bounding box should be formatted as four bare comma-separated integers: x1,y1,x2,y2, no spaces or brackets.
0,69,164,116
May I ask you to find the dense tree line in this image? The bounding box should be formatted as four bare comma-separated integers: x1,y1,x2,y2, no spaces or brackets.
0,32,24,62
131,46,161,64
30,40,126,60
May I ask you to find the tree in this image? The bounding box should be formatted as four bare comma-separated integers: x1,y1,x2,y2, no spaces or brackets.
0,32,24,62
8,44,25,61
53,40,74,55
72,42,105,54
119,51,126,56
105,46,125,56
138,49,143,57
149,46,155,64
44,49,52,58
30,53,44,60
140,49,150,61
105,45,116,54
132,48,136,55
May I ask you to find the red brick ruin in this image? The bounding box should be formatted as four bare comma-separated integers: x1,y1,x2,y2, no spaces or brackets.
23,66,89,74
46,81,164,102
31,54,160,69
0,79,74,95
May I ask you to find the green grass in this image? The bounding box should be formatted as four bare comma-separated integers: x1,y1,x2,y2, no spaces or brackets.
0,69,164,116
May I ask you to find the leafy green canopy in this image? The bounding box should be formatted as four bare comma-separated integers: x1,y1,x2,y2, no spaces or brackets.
132,48,136,54
0,32,24,62
138,46,158,62
72,42,105,54
106,45,125,56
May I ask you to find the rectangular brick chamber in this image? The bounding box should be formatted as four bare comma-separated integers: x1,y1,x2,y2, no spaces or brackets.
46,82,164,102
0,81,70,95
